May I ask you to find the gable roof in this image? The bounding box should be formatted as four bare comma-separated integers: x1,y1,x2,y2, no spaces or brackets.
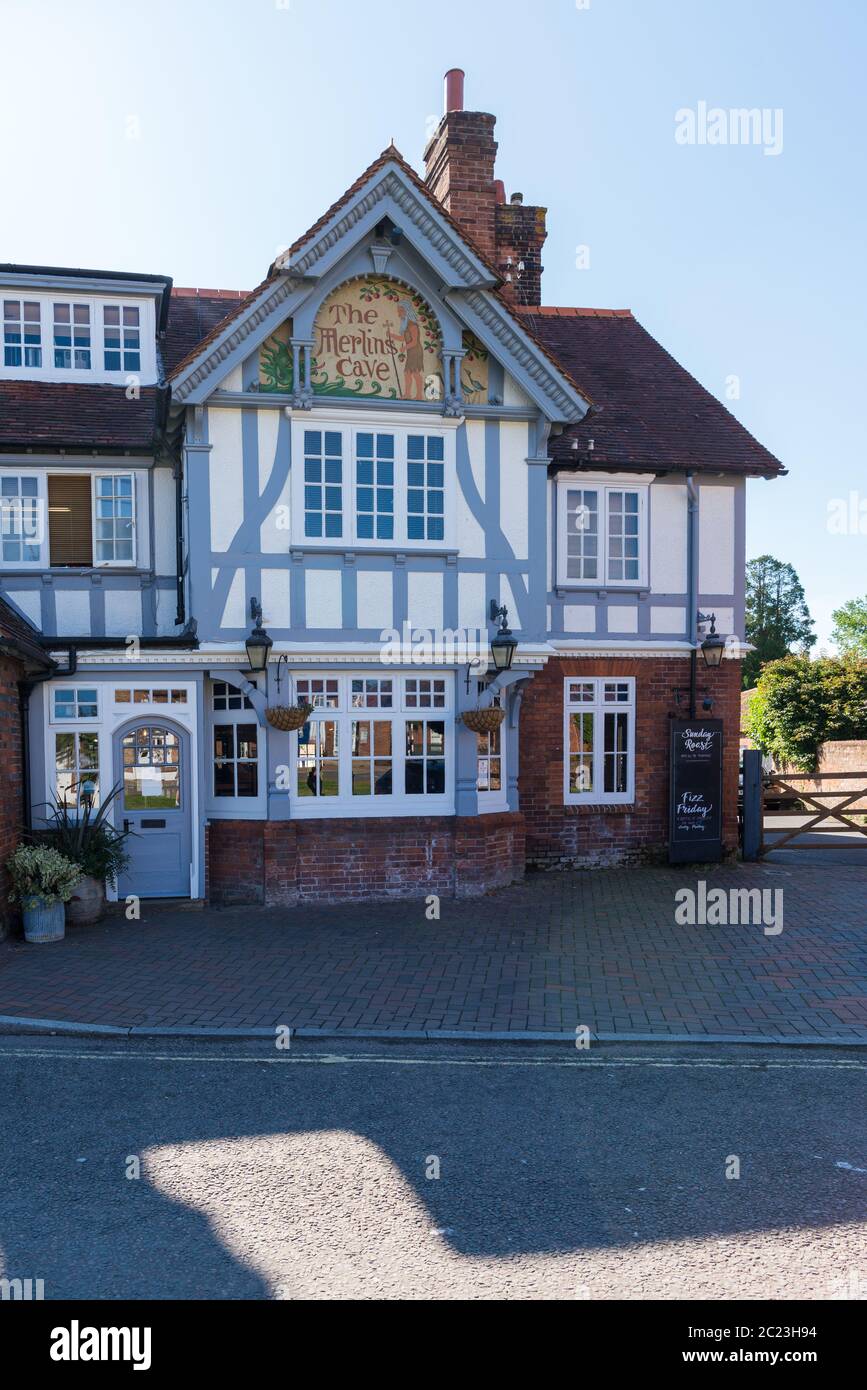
272,143,504,285
519,307,785,477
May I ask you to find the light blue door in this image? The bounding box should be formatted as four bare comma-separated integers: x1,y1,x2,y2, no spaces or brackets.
114,721,191,899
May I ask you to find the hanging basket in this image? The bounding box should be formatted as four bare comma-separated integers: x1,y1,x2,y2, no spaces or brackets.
265,703,314,732
460,707,506,735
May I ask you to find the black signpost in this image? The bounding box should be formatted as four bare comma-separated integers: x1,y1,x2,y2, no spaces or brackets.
669,718,724,863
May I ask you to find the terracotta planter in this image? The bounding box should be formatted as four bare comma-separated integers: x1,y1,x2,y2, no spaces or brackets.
22,896,65,943
461,707,506,735
66,875,106,927
265,703,314,732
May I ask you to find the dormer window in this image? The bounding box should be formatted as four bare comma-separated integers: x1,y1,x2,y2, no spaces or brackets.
3,300,42,367
53,302,91,370
0,293,154,383
103,305,140,372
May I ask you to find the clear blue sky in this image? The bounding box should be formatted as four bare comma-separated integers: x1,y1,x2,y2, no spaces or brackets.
5,0,864,648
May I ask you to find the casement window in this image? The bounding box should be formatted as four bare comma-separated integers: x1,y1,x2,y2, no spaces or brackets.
293,418,456,549
564,677,635,805
0,295,152,381
556,477,650,587
3,300,42,367
209,681,261,803
52,687,99,721
1,474,43,563
214,723,259,798
103,305,141,372
53,302,91,370
1,470,136,568
55,730,99,810
477,691,506,805
292,672,453,815
93,474,134,562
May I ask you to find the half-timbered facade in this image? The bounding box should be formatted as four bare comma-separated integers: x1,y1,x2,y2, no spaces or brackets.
0,72,783,903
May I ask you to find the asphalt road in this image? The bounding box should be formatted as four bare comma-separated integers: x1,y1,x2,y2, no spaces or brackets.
1,1037,865,1300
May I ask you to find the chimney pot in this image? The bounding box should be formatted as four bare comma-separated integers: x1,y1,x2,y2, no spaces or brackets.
510,192,524,204
444,68,465,113
493,178,506,204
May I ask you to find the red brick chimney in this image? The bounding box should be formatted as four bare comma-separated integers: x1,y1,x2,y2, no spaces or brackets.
423,69,547,307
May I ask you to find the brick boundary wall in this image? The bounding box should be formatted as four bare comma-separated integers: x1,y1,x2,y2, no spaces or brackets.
0,655,24,938
783,740,867,812
519,655,742,869
206,811,526,906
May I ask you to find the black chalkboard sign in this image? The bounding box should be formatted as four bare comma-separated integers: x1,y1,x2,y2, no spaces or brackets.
669,719,724,863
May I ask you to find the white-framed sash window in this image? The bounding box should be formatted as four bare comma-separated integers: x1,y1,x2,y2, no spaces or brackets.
564,676,635,804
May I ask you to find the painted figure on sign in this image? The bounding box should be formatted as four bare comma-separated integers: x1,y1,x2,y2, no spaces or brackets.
390,300,424,400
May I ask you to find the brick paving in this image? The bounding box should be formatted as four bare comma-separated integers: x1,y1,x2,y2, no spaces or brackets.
0,862,865,1040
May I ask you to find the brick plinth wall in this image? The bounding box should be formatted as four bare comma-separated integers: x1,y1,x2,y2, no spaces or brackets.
519,655,742,869
207,812,525,906
0,655,24,938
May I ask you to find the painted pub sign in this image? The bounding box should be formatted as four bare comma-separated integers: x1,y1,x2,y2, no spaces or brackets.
312,276,442,400
258,276,490,403
669,719,724,863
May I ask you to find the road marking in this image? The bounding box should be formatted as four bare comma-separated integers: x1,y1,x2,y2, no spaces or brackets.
0,1048,864,1070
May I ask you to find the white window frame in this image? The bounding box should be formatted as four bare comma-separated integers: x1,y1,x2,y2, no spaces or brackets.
91,473,136,567
0,468,138,569
476,688,507,808
2,298,43,368
0,472,47,567
563,676,636,805
206,679,265,816
556,474,652,588
50,686,101,723
290,670,454,817
52,727,101,812
0,293,155,384
290,411,458,551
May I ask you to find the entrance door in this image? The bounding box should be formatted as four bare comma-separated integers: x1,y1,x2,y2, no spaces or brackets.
114,721,191,898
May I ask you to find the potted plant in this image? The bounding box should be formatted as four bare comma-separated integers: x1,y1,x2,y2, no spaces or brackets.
5,844,83,943
34,785,131,927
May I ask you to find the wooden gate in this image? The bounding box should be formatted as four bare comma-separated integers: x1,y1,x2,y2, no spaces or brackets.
759,770,867,857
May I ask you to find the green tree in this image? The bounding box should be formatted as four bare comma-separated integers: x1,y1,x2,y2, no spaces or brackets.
831,595,867,658
746,654,867,770
743,555,816,688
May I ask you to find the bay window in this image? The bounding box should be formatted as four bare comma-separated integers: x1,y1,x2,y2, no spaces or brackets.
556,476,650,587
292,672,453,815
293,416,456,549
564,677,635,804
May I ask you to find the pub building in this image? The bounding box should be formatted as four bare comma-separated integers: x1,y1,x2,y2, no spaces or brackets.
0,70,782,905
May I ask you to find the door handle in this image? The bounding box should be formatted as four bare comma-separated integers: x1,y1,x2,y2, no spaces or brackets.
124,819,131,832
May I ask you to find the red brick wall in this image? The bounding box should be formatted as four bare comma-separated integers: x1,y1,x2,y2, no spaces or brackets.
207,812,525,906
0,655,24,937
784,741,867,811
519,655,742,868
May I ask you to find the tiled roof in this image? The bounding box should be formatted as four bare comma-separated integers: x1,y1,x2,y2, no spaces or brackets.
164,288,251,374
0,594,53,667
518,307,785,476
0,381,161,452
